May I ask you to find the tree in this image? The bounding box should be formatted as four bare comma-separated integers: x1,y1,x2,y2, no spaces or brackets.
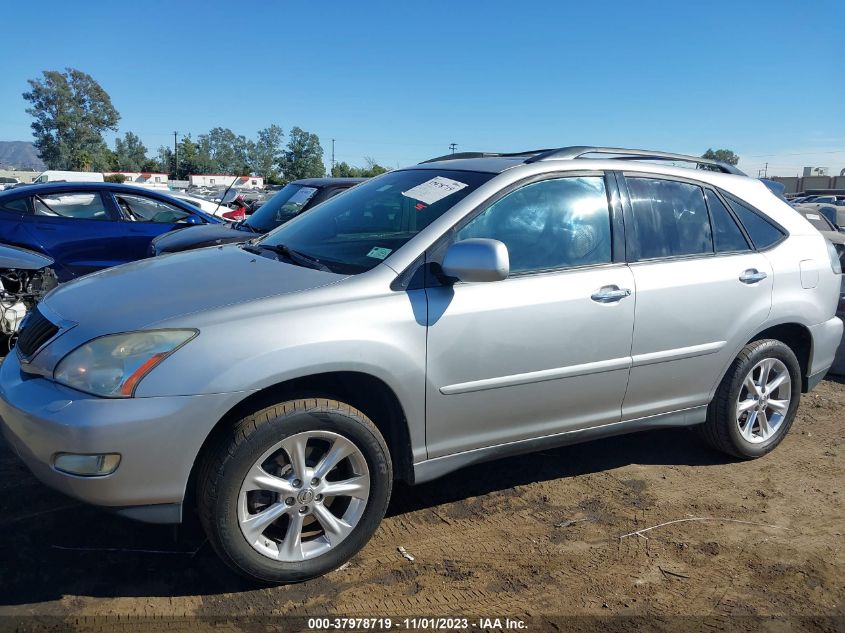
278,127,325,182
249,125,284,182
330,156,390,178
701,148,740,167
198,127,251,175
23,68,120,171
113,131,148,171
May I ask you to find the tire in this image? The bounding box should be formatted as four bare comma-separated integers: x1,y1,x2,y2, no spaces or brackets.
697,339,802,459
197,398,392,584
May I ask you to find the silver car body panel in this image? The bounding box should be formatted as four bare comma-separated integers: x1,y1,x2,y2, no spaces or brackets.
1,157,842,521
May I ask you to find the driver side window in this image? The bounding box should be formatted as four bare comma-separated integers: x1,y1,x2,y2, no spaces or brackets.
456,176,612,274
114,193,193,224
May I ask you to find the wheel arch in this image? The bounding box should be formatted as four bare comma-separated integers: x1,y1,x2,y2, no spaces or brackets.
184,371,415,511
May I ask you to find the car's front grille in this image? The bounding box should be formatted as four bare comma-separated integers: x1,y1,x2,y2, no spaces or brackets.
16,305,58,357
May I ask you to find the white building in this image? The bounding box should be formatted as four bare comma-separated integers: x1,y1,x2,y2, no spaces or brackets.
189,174,264,189
105,171,169,187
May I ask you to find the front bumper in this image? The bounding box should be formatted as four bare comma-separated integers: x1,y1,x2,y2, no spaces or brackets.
0,352,250,522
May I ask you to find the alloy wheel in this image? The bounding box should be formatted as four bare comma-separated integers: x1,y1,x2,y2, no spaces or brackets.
735,357,791,444
237,430,370,561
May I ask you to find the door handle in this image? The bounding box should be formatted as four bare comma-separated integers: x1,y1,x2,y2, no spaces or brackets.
739,269,768,284
591,285,632,303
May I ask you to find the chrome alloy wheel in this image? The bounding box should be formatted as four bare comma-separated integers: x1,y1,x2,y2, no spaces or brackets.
736,358,791,444
237,431,370,561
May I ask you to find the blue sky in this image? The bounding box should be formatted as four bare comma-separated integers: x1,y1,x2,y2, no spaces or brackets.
1,0,843,176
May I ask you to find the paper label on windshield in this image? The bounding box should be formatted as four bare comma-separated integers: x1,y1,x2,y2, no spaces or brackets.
402,177,467,205
366,246,392,260
287,186,318,205
806,213,820,220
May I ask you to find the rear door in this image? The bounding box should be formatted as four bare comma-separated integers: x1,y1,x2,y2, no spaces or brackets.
620,175,774,420
20,189,127,280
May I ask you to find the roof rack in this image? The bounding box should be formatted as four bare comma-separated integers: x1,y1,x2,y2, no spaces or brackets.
419,146,745,176
523,146,745,175
419,149,553,164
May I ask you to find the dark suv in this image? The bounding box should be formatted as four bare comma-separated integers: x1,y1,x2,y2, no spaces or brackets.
150,178,365,256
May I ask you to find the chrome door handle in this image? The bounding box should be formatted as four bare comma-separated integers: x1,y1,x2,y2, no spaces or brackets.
591,285,632,303
739,269,768,284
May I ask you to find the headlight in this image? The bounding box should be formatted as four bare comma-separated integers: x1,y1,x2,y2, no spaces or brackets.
54,330,197,398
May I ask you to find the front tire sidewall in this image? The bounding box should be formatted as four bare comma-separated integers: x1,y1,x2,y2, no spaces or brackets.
210,404,391,584
722,341,801,458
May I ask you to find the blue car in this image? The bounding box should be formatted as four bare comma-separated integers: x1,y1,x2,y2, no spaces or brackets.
0,182,222,281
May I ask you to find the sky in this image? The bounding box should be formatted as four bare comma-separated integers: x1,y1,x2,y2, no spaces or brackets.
1,0,843,177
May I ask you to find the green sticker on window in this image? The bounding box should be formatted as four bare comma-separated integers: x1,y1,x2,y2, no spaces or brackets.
366,247,392,260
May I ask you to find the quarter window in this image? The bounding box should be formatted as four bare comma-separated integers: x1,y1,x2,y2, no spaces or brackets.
626,178,712,259
33,192,111,220
706,190,750,253
457,176,612,274
727,197,784,249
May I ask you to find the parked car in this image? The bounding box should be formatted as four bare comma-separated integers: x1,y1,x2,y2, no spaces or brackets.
150,178,365,256
793,206,845,262
1,146,841,584
0,177,20,191
0,182,223,281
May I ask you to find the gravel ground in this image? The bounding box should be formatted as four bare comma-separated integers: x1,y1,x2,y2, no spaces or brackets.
0,379,843,631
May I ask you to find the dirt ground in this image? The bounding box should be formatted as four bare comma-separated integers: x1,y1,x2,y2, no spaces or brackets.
0,378,843,631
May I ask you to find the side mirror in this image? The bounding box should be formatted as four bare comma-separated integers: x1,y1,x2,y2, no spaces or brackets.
183,215,203,225
442,238,509,283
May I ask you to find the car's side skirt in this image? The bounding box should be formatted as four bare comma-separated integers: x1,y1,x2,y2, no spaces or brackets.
412,405,708,484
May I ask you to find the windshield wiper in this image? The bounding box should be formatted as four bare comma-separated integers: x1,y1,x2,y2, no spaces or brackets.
243,243,332,272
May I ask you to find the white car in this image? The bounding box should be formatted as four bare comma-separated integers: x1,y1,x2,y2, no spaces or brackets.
165,191,234,221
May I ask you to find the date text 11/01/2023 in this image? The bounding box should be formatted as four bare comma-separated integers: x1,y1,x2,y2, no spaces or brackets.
306,617,528,630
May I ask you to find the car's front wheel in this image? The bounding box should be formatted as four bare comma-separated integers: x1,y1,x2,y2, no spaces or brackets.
197,398,392,584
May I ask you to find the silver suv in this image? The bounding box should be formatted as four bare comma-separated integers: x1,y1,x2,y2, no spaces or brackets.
1,147,842,583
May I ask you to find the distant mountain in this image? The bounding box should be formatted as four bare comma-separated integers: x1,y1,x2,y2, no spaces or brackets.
0,141,45,171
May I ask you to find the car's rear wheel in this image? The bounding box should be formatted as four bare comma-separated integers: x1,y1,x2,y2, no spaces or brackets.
697,339,802,459
197,398,392,584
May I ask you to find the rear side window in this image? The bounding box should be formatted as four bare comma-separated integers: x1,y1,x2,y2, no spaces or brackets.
727,197,784,249
33,192,111,220
705,190,750,253
626,177,712,259
0,197,31,214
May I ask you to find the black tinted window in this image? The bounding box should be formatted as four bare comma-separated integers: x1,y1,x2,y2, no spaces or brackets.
457,176,612,273
627,178,712,259
706,190,750,253
0,197,31,214
727,198,784,249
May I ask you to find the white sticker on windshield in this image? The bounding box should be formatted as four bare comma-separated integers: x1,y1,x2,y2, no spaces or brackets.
377,184,393,192
402,176,468,205
366,246,392,260
806,213,820,220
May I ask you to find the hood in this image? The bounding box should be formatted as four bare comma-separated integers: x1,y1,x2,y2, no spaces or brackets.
0,243,54,270
151,223,252,254
42,245,347,333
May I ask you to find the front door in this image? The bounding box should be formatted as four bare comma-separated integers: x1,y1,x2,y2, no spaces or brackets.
424,174,636,458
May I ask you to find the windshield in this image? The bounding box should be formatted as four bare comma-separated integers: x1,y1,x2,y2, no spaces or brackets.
246,184,320,232
801,210,836,232
256,169,494,273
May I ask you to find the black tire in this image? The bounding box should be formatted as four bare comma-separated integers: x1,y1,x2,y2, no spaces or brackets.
197,398,392,584
697,339,802,459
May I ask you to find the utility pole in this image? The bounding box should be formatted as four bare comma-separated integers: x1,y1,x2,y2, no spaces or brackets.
449,142,458,154
331,139,336,174
764,162,768,178
173,131,179,178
